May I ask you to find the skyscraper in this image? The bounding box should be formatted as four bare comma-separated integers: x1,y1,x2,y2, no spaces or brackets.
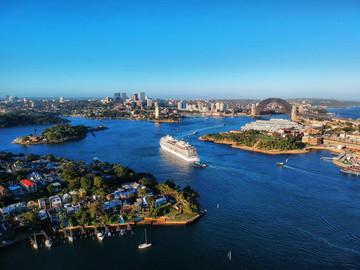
139,92,146,102
114,92,121,101
154,102,160,119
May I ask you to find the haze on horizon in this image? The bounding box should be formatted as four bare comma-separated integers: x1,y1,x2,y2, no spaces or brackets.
0,0,359,100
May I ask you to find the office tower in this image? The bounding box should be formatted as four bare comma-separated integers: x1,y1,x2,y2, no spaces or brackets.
155,102,160,119
139,92,146,102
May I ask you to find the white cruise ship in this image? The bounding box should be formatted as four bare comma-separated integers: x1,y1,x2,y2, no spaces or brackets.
160,135,200,162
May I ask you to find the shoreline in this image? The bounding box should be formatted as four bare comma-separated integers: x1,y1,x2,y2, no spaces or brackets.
70,114,181,123
199,136,353,169
2,213,204,250
198,136,309,155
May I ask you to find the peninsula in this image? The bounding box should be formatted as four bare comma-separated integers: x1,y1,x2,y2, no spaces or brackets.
0,152,202,249
13,124,108,145
199,130,307,155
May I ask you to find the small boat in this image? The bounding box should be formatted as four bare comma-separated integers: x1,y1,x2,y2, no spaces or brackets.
192,131,198,135
31,233,38,250
227,250,232,261
32,242,38,250
193,161,207,168
44,239,52,249
96,232,105,241
276,162,284,167
138,229,152,250
68,235,73,243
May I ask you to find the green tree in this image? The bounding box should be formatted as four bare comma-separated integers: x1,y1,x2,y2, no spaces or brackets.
47,184,55,195
80,177,92,191
93,176,104,189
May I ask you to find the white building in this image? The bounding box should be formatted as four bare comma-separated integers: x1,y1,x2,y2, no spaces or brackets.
241,119,303,133
154,102,160,119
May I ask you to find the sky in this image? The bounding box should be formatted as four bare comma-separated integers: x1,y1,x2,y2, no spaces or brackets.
0,0,360,99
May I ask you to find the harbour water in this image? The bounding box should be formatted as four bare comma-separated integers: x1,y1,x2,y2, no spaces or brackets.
1,108,360,269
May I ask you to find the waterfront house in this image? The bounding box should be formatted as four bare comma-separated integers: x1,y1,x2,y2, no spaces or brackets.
0,202,26,219
20,179,37,193
112,188,137,200
155,196,168,208
8,185,23,196
64,203,81,214
102,199,122,211
38,198,50,210
49,195,62,209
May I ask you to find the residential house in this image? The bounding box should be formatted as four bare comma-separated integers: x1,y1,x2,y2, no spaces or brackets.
155,196,167,208
20,179,37,193
49,195,62,209
37,198,50,210
8,185,23,196
102,200,122,211
0,202,26,219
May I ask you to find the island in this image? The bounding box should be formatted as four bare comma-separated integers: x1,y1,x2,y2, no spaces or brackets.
0,152,202,249
13,124,108,145
0,111,68,128
199,130,307,155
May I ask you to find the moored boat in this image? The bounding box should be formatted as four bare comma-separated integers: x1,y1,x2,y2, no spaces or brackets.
96,232,105,241
138,228,152,250
44,239,52,249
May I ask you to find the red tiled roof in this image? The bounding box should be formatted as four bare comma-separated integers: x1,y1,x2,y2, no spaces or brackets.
20,179,35,187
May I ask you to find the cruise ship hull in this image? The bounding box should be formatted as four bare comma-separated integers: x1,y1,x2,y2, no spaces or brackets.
160,143,200,162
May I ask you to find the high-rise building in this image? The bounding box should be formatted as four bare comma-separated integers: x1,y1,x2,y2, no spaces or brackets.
132,93,139,101
251,104,257,117
154,102,160,119
114,92,121,101
121,92,127,101
139,92,146,102
291,104,299,122
177,100,185,110
146,98,153,108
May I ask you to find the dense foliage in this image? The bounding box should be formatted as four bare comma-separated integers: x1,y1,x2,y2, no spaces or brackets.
42,124,88,143
0,111,68,128
204,130,305,150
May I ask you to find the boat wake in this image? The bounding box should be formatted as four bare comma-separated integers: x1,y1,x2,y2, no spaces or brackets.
283,165,340,181
179,124,226,139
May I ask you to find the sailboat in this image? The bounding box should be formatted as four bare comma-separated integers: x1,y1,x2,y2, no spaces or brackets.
138,228,152,249
227,250,232,261
44,239,53,249
96,231,105,241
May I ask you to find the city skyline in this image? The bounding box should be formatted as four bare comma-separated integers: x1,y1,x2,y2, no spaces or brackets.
1,1,360,99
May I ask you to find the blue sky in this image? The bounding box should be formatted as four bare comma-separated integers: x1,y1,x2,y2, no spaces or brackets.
0,0,359,99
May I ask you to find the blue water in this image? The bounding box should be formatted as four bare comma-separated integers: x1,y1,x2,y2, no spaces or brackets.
1,109,360,269
328,106,360,120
